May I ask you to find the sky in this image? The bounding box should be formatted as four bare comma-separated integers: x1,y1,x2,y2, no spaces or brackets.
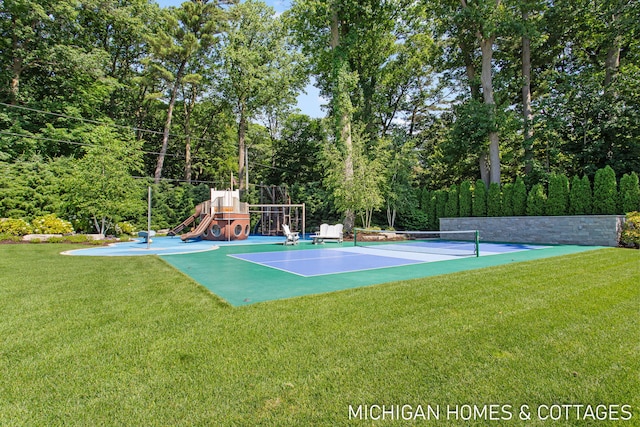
154,0,325,118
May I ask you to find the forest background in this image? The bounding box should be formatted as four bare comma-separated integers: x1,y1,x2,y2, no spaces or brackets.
1,0,639,235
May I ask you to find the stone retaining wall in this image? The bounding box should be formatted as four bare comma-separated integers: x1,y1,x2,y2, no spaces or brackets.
440,216,625,247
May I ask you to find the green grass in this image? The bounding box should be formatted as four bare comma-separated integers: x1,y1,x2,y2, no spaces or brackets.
1,244,638,426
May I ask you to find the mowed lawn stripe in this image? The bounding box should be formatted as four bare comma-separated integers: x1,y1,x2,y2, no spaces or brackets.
0,244,638,425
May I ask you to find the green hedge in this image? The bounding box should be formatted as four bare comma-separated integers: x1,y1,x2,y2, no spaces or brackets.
593,166,617,214
512,177,527,216
527,184,547,216
546,173,569,216
472,180,487,217
445,185,459,218
421,166,639,220
459,180,472,217
619,172,640,214
487,183,502,217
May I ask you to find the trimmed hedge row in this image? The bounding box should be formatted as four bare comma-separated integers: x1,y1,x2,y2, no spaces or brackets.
421,166,640,230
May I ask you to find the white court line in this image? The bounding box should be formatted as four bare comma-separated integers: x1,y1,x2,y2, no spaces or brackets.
333,246,460,262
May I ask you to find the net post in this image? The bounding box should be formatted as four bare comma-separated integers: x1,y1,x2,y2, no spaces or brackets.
353,228,357,246
475,230,480,257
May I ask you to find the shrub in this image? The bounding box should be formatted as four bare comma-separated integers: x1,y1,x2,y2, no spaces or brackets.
0,218,32,236
420,188,431,211
435,189,447,225
31,214,73,234
526,184,546,216
619,172,640,214
65,235,94,243
487,182,502,217
445,185,459,218
397,207,429,231
116,221,137,236
570,175,592,215
428,193,438,230
546,173,569,216
593,166,617,214
512,177,527,216
472,180,487,217
459,180,472,217
620,211,640,248
0,233,23,242
501,183,514,216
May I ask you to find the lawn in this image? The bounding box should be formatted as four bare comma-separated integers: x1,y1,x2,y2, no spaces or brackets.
0,244,638,426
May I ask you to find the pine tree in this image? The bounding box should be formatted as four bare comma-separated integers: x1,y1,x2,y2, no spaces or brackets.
434,190,447,228
512,177,527,216
526,183,546,216
459,180,472,217
428,193,438,231
546,173,569,215
472,180,487,217
501,182,514,216
487,182,502,216
445,185,459,218
593,166,617,214
619,172,640,214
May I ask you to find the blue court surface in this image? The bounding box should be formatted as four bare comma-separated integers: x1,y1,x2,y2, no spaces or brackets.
62,235,601,306
229,242,549,277
62,235,286,256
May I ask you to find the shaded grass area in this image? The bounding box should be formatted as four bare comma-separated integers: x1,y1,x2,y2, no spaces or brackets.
0,244,638,425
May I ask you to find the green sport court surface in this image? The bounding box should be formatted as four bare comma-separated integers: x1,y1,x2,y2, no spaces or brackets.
157,239,602,306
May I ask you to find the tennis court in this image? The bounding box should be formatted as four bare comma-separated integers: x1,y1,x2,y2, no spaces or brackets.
228,241,549,277
161,239,601,306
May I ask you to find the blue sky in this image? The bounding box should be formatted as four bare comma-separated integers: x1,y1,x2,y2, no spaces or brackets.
154,0,324,118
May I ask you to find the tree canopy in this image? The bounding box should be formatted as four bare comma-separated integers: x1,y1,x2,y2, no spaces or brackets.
1,0,639,233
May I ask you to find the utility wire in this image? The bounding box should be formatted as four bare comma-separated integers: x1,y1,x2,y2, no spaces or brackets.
0,130,183,158
0,101,222,145
1,130,291,171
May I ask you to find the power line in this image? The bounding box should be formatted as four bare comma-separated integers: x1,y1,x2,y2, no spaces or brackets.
1,130,293,172
0,131,182,158
131,176,227,185
0,101,223,145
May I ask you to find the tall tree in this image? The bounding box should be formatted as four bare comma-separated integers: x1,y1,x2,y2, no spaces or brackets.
460,0,503,185
289,0,421,229
217,0,303,192
145,0,228,183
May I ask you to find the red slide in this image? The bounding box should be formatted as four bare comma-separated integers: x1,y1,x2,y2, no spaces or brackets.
168,203,203,236
180,214,213,241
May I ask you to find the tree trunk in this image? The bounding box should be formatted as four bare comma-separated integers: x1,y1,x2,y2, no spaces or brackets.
460,39,481,100
604,46,620,87
331,6,355,232
522,10,534,175
238,102,247,191
184,136,192,184
604,12,620,88
184,86,197,184
10,16,22,104
479,153,490,188
154,61,186,183
479,36,500,185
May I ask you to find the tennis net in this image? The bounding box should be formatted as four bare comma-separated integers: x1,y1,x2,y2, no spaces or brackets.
353,228,480,257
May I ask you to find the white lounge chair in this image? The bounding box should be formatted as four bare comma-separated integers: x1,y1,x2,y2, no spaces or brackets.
282,224,300,245
312,223,343,244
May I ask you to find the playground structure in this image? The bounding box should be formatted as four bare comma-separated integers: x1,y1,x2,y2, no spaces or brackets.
169,189,250,241
168,186,305,242
249,185,305,237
